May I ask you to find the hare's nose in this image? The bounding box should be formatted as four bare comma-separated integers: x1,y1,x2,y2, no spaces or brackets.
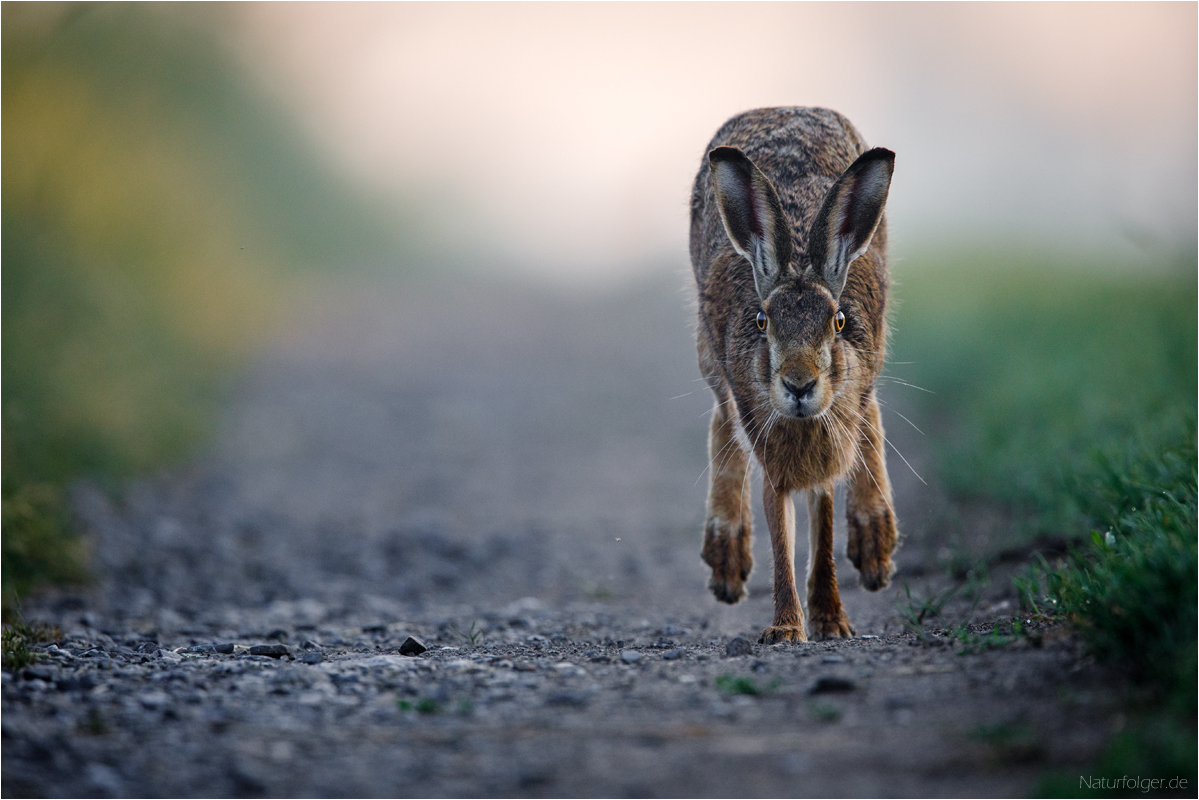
781,377,817,401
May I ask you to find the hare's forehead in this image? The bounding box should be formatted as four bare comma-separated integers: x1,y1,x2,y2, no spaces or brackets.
764,283,836,332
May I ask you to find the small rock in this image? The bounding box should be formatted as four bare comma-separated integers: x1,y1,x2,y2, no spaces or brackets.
300,640,322,651
663,625,690,636
266,629,289,641
21,666,55,682
398,636,428,656
725,637,753,658
213,643,236,654
546,691,588,708
582,649,599,658
157,650,183,663
653,637,675,648
620,650,643,664
821,655,845,664
139,690,170,709
809,676,856,695
513,661,537,672
662,649,685,661
300,651,323,665
751,659,769,672
248,644,291,659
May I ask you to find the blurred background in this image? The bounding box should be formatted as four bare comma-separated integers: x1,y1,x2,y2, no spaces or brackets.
3,0,1195,666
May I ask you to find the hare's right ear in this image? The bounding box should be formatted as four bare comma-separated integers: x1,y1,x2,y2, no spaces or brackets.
807,147,894,300
709,146,793,301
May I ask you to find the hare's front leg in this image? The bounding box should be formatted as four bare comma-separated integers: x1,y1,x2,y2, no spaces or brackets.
846,391,898,591
807,484,855,639
758,484,806,643
701,399,753,604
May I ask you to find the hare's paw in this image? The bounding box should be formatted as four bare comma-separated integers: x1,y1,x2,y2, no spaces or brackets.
808,612,855,641
848,507,898,591
701,517,752,605
759,625,807,645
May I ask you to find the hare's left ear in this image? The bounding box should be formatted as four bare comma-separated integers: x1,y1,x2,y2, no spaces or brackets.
807,148,894,300
709,146,794,301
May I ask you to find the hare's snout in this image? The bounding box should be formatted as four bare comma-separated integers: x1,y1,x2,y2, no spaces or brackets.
771,372,830,418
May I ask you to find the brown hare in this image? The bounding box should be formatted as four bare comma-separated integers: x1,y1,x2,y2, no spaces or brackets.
689,107,899,643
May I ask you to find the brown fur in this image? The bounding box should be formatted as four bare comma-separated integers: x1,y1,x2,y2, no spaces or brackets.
690,108,899,643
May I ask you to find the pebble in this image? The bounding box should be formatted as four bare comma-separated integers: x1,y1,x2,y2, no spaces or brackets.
620,650,642,664
725,637,753,658
545,691,588,708
300,651,323,665
662,649,685,660
248,645,291,658
399,636,428,656
809,676,856,695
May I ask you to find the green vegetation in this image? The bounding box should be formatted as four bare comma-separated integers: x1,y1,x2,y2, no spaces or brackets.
891,249,1197,792
2,618,62,671
892,249,1195,544
1,5,402,616
714,674,763,696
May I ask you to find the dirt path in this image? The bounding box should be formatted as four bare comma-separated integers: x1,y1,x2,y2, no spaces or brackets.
3,273,1121,797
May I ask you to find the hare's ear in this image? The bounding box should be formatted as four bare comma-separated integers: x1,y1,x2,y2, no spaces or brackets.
709,146,793,301
807,148,894,300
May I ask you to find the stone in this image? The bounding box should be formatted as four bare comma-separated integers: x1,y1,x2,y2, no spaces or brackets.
663,625,690,636
248,644,291,658
545,691,588,708
662,649,684,660
725,637,753,658
300,651,323,665
809,676,856,695
821,655,845,664
213,643,236,654
620,650,642,664
398,636,428,656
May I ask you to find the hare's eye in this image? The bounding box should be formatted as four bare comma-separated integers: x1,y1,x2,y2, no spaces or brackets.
755,311,767,332
834,311,846,332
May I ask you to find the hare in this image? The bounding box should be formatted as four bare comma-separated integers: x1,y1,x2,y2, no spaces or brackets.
689,107,899,643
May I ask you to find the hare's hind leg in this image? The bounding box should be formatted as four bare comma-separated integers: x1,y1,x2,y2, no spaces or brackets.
701,396,753,604
806,484,855,639
846,391,898,591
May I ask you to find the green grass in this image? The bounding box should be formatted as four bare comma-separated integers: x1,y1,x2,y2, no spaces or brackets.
2,618,62,671
715,675,763,696
891,249,1197,791
891,250,1196,544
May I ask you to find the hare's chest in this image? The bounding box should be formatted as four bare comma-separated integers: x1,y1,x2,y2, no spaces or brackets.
746,413,859,492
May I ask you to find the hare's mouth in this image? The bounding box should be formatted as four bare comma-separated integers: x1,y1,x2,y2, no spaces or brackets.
770,376,832,419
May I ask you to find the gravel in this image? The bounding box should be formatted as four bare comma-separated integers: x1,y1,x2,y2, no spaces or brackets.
3,276,1123,797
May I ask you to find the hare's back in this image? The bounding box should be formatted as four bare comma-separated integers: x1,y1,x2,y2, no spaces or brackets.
690,107,868,277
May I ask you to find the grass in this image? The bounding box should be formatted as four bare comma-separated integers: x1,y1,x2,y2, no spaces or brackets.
891,249,1197,791
2,618,63,671
715,675,763,696
891,249,1196,544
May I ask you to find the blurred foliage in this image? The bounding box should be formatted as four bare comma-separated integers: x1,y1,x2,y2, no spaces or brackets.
890,249,1197,791
1,3,402,612
890,249,1197,542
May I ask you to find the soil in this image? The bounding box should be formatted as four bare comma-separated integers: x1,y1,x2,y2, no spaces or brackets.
2,272,1125,798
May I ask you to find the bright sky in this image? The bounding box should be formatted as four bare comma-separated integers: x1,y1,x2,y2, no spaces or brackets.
227,3,1197,282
